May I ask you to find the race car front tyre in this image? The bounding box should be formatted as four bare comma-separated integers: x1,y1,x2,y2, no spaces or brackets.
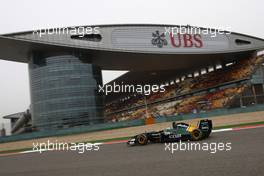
136,134,148,145
191,129,203,141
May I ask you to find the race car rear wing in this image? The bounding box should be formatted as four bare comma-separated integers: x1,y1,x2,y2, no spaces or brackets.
198,119,213,134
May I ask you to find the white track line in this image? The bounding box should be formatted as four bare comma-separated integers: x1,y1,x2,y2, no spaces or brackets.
212,128,233,133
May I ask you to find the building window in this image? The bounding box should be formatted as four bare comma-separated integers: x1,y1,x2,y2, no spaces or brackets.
71,34,102,42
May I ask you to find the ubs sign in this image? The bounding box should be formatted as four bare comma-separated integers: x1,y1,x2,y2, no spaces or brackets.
151,30,203,48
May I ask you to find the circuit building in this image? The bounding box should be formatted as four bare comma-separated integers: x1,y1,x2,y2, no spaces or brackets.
1,24,264,131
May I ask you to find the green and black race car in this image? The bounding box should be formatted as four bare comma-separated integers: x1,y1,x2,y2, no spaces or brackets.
127,119,212,146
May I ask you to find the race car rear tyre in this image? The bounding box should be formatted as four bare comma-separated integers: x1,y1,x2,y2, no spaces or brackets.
136,134,148,145
191,129,203,141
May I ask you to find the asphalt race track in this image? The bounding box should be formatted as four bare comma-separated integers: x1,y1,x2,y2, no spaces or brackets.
0,127,263,176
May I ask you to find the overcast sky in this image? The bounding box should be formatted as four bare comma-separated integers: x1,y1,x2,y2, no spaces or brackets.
0,0,263,127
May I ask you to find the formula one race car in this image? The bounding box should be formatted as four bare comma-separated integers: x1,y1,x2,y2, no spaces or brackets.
127,119,212,146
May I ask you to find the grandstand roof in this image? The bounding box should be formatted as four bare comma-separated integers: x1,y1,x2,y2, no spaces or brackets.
3,112,24,119
0,24,264,71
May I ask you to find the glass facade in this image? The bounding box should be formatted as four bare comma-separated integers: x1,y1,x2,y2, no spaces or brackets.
29,54,104,130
